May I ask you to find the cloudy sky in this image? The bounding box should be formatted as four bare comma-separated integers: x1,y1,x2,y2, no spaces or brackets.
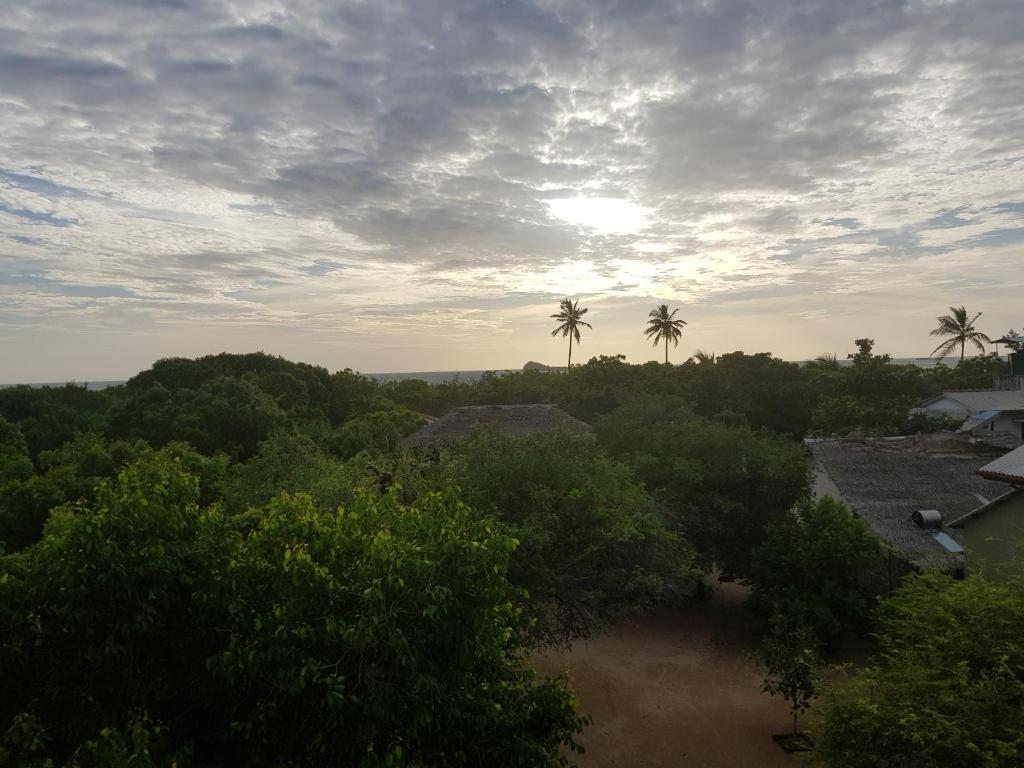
1,0,1022,382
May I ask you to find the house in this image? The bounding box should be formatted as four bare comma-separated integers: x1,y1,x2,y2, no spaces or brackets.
403,404,591,450
917,389,1024,440
946,444,1024,574
809,434,1010,581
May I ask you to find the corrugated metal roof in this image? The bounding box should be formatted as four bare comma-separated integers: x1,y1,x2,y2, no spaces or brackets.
978,445,1024,484
959,409,1001,433
928,390,1024,412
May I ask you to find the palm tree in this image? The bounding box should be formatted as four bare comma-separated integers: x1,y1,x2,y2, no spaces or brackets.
691,349,716,365
645,305,687,364
550,298,592,369
930,306,991,362
806,353,840,370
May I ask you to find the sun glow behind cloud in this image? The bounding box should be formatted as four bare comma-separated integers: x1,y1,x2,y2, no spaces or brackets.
546,198,650,235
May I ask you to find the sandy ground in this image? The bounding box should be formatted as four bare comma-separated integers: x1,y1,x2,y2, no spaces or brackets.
533,581,799,768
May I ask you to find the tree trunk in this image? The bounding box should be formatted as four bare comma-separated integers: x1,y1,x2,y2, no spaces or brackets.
567,334,573,370
960,339,965,363
664,337,669,364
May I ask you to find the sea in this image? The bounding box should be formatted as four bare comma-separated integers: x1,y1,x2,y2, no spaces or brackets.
0,357,956,391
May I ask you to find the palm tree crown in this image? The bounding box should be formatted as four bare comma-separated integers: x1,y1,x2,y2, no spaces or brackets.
550,298,592,369
930,306,991,362
645,305,687,364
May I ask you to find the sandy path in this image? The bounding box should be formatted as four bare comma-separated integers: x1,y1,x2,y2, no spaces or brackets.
534,581,799,768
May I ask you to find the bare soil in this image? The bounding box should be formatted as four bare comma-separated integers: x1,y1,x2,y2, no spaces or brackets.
533,581,799,768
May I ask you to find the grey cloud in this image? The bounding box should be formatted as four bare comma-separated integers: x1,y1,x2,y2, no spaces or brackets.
1,0,1022,371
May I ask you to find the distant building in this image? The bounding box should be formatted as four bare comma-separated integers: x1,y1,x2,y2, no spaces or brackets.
809,434,1011,582
917,389,1024,440
403,404,591,450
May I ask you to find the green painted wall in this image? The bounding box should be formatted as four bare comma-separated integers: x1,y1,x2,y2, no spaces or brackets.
961,491,1024,576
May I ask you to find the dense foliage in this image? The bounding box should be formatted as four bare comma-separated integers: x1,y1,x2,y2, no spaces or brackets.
0,454,587,767
402,430,697,642
0,347,1012,764
814,569,1024,768
594,397,810,575
748,496,885,644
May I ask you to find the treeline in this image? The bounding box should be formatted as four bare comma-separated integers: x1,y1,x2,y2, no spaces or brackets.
0,347,1017,766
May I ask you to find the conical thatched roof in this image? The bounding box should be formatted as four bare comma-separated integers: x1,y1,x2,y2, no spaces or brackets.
403,404,591,450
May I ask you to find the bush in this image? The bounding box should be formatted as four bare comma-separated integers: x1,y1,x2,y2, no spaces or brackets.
814,569,1024,768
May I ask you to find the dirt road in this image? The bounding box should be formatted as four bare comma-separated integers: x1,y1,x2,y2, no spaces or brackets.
533,581,799,768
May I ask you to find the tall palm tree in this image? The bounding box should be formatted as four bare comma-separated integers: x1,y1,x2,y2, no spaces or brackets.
550,297,592,369
645,305,687,364
930,306,991,362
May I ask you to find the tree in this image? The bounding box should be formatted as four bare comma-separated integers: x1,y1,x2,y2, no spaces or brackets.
550,298,591,369
690,349,715,365
408,429,696,643
594,397,810,576
847,338,889,366
815,568,1024,768
806,353,839,370
759,623,822,737
748,496,884,644
0,454,588,767
644,305,687,364
930,306,991,362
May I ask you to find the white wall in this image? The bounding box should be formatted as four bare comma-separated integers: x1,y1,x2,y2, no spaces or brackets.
923,397,972,419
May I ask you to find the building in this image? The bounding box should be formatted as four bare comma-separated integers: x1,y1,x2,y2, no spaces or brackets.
403,404,591,450
809,434,1010,581
917,389,1024,440
948,444,1024,573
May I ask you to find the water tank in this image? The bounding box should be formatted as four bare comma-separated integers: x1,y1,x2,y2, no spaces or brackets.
1011,351,1024,377
912,509,942,529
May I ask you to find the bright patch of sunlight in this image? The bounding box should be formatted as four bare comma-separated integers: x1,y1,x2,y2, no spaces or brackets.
546,197,649,235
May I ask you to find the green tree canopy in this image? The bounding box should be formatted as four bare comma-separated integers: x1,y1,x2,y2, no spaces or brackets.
0,454,586,767
405,429,697,643
749,496,884,644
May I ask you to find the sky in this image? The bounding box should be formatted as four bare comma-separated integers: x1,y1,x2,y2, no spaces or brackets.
1,0,1023,382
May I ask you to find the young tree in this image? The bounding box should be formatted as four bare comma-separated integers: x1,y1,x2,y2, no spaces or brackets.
759,623,822,737
550,297,592,369
644,305,687,364
930,306,991,362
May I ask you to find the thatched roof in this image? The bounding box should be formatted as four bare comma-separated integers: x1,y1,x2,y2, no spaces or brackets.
809,434,1008,570
403,404,591,449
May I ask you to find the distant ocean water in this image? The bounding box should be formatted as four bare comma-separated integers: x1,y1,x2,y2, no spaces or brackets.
1,357,960,390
